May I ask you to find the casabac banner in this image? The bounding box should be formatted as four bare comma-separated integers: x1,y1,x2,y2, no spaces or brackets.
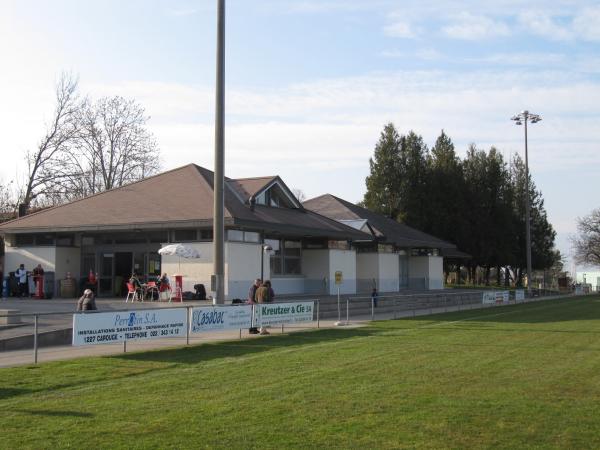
73,308,187,346
190,305,252,333
255,301,314,326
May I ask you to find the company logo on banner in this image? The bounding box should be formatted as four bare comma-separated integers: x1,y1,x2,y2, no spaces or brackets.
482,292,496,304
496,291,510,304
515,289,525,301
255,301,314,326
190,305,252,333
73,308,187,346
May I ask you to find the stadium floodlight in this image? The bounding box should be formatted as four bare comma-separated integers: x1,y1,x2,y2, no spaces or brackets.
511,110,542,296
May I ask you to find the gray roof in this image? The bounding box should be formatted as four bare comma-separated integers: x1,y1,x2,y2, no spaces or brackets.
303,194,458,250
0,165,372,241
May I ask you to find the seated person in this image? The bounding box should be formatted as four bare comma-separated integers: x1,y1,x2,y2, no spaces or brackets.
157,273,170,290
129,273,143,296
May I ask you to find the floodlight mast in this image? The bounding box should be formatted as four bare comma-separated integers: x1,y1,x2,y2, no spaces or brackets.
511,110,542,296
213,0,226,304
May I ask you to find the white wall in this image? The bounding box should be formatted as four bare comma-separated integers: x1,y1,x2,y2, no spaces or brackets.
378,253,399,292
329,249,356,295
5,246,57,273
302,249,330,294
227,242,261,300
160,242,213,295
356,253,378,293
428,256,444,290
408,255,444,290
55,247,81,280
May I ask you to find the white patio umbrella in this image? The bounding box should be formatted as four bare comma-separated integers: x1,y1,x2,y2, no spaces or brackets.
158,244,201,273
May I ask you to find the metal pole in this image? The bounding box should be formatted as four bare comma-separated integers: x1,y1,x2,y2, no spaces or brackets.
33,314,38,364
317,299,320,328
212,0,226,304
337,287,340,322
524,114,533,297
123,340,127,353
346,299,349,324
371,297,374,320
186,306,190,345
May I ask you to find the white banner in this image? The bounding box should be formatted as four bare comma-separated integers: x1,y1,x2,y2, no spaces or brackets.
496,291,510,304
254,301,315,326
515,289,525,301
190,305,252,333
73,308,187,346
482,292,496,304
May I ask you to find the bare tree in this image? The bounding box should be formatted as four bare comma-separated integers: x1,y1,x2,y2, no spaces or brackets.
292,188,306,203
21,73,80,211
572,208,600,267
0,180,17,214
46,95,160,200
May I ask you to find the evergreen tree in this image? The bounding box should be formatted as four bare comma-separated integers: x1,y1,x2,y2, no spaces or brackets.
363,123,402,218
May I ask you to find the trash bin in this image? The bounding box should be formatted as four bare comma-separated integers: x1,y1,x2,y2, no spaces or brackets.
60,278,76,298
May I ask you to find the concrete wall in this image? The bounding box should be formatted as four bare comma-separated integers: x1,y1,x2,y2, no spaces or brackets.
4,246,57,273
356,253,378,293
428,256,444,289
408,255,444,290
227,242,261,300
302,249,330,294
160,242,213,295
55,247,81,280
379,253,399,292
329,249,356,295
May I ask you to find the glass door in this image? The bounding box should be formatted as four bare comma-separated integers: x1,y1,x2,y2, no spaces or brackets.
99,253,114,296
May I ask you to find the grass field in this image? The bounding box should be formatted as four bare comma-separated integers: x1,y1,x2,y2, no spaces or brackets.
2,295,600,449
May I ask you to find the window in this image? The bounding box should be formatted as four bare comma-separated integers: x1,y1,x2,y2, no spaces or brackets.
410,248,440,256
328,240,349,250
148,252,161,276
227,230,260,243
173,229,197,242
56,234,74,246
147,231,168,243
268,239,302,275
255,183,296,208
82,253,96,275
15,234,35,246
114,233,146,244
200,229,213,241
36,234,55,245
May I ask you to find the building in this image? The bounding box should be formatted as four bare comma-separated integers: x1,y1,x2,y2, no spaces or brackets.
0,164,461,299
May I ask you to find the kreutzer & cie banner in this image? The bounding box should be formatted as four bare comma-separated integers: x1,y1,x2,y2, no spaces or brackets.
254,301,314,326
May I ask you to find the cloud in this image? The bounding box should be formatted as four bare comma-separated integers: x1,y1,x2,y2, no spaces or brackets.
573,6,600,41
384,21,418,38
518,11,573,41
442,12,511,40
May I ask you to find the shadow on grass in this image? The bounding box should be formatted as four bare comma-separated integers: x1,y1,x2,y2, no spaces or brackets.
0,388,34,400
112,327,377,365
13,409,94,418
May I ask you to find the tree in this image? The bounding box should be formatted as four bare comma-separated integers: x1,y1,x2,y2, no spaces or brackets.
572,208,600,267
41,95,160,201
21,73,80,211
510,154,558,284
362,123,402,218
397,131,429,229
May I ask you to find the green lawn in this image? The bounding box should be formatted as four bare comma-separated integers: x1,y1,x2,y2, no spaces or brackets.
2,296,600,449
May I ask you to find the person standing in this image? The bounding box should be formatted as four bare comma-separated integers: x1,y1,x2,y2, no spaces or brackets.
371,287,379,308
15,264,27,298
247,278,261,334
257,281,273,335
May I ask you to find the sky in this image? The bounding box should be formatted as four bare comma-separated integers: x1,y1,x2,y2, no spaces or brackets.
1,0,599,273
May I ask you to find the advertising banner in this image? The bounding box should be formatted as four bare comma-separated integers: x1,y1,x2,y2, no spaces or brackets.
482,292,496,304
496,291,510,304
190,305,252,333
254,301,315,326
73,308,187,346
515,289,525,301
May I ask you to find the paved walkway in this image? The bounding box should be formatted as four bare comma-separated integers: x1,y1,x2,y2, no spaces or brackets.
0,296,547,368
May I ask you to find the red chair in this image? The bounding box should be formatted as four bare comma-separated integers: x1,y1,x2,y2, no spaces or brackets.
125,282,141,303
145,281,159,301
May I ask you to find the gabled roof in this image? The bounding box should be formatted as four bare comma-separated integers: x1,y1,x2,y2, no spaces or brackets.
227,176,276,202
0,165,371,241
303,194,457,249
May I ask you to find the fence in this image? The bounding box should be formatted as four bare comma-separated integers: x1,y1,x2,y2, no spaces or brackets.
0,289,578,366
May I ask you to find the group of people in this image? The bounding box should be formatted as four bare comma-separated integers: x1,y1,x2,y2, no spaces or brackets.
129,272,170,301
247,278,275,335
13,263,44,298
